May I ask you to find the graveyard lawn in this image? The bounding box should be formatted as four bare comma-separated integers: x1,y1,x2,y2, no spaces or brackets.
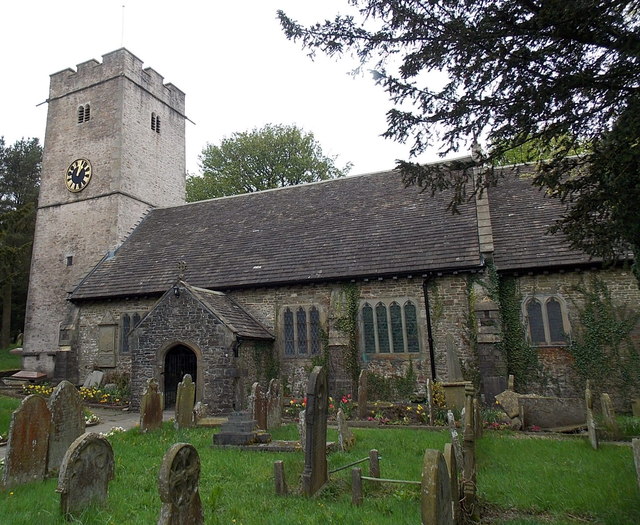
0,345,20,372
1,424,639,524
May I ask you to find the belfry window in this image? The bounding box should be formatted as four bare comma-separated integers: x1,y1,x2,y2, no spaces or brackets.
282,305,322,357
151,112,161,134
361,299,421,354
523,295,570,345
77,104,90,123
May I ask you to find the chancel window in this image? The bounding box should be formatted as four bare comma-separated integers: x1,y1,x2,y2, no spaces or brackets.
282,305,322,357
523,295,570,345
361,299,421,354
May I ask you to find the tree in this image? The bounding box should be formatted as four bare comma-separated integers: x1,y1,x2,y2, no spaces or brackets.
187,124,351,201
0,137,42,348
278,1,640,280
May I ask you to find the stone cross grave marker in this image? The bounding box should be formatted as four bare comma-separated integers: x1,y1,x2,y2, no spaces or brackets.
357,370,368,419
175,374,195,429
266,378,283,430
250,382,267,431
2,394,51,489
421,449,454,525
57,433,115,519
443,443,461,524
140,377,163,432
301,366,329,497
48,380,86,474
585,380,598,450
600,393,621,440
337,408,355,451
158,443,204,525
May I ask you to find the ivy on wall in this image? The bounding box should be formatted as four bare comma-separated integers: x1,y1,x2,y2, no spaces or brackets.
569,277,640,398
252,340,280,382
334,282,361,386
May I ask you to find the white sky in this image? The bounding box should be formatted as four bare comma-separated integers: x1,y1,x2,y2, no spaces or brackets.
1,0,450,177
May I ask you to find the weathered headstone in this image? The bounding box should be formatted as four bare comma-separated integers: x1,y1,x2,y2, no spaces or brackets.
462,384,478,520
585,380,598,450
301,366,329,497
158,443,204,525
298,409,306,453
175,374,195,429
140,378,163,432
213,410,267,446
447,410,463,469
357,370,368,419
633,439,640,491
336,408,355,451
48,380,86,474
421,449,454,525
249,382,267,431
600,393,621,440
57,433,115,519
443,443,461,524
2,395,51,489
82,370,104,388
495,389,521,419
266,379,283,430
425,378,435,425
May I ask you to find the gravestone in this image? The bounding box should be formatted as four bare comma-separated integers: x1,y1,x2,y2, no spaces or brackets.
298,409,306,453
158,443,204,524
82,370,104,388
301,366,329,497
266,379,283,430
425,378,435,425
447,410,463,468
421,449,453,525
57,433,115,518
336,408,355,451
250,382,267,431
175,374,195,429
462,384,478,519
140,378,163,432
2,395,51,489
357,370,368,419
213,410,268,446
585,380,598,450
633,439,640,491
600,393,621,440
443,443,461,524
48,380,86,474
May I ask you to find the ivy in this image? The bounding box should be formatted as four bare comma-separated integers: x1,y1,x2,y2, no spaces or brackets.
569,277,640,396
367,360,417,401
334,282,361,386
252,341,279,382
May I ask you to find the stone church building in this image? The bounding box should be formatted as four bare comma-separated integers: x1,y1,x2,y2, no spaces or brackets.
21,49,640,414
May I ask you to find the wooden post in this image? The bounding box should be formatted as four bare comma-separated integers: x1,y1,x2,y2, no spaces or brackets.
274,460,287,495
369,449,380,478
352,468,363,506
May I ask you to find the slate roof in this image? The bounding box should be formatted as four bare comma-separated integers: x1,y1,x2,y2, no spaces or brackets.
187,284,274,340
70,169,483,300
488,169,596,271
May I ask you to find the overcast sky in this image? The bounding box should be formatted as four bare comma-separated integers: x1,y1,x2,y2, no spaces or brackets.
1,0,448,176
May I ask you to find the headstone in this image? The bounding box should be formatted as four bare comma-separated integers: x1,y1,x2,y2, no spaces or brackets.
495,389,521,419
249,382,267,431
336,408,355,451
274,460,288,495
632,399,640,418
213,410,268,446
158,443,204,525
175,374,195,429
447,410,463,469
298,409,306,453
194,401,208,423
445,335,464,381
57,433,115,518
357,370,368,419
633,439,640,491
266,379,283,430
140,378,163,432
82,370,104,388
2,395,51,489
48,380,86,474
421,449,453,525
443,443,461,524
585,380,598,450
301,366,329,497
462,384,478,520
600,393,621,440
425,378,435,425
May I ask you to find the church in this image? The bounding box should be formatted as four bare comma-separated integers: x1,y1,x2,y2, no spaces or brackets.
21,49,640,414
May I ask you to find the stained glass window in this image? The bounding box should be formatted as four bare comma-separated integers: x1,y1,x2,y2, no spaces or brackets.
390,302,404,353
284,308,295,355
362,303,375,354
547,298,566,342
310,306,320,355
376,303,390,353
527,299,545,343
404,301,420,353
297,307,308,354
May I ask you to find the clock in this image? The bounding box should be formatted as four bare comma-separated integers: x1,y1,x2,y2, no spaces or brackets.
65,158,92,192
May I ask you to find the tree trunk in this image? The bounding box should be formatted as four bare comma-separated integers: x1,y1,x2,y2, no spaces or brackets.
1,281,11,349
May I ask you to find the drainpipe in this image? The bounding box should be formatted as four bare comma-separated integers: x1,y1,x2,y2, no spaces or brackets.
422,276,437,380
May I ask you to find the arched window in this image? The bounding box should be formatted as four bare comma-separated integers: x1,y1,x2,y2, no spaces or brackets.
151,112,161,133
77,104,90,124
524,295,570,345
283,308,295,356
360,298,422,354
375,303,390,353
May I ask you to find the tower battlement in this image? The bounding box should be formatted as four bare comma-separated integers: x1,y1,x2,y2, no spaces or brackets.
49,48,185,114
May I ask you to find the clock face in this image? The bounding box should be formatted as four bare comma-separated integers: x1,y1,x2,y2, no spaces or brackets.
65,158,92,192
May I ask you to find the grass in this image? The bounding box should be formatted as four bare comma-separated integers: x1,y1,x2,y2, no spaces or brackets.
0,396,21,438
0,410,638,524
0,345,21,372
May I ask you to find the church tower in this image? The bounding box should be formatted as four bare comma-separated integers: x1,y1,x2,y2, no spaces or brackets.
23,49,186,379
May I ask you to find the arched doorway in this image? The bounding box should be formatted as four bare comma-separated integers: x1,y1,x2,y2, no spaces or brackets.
164,345,197,407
